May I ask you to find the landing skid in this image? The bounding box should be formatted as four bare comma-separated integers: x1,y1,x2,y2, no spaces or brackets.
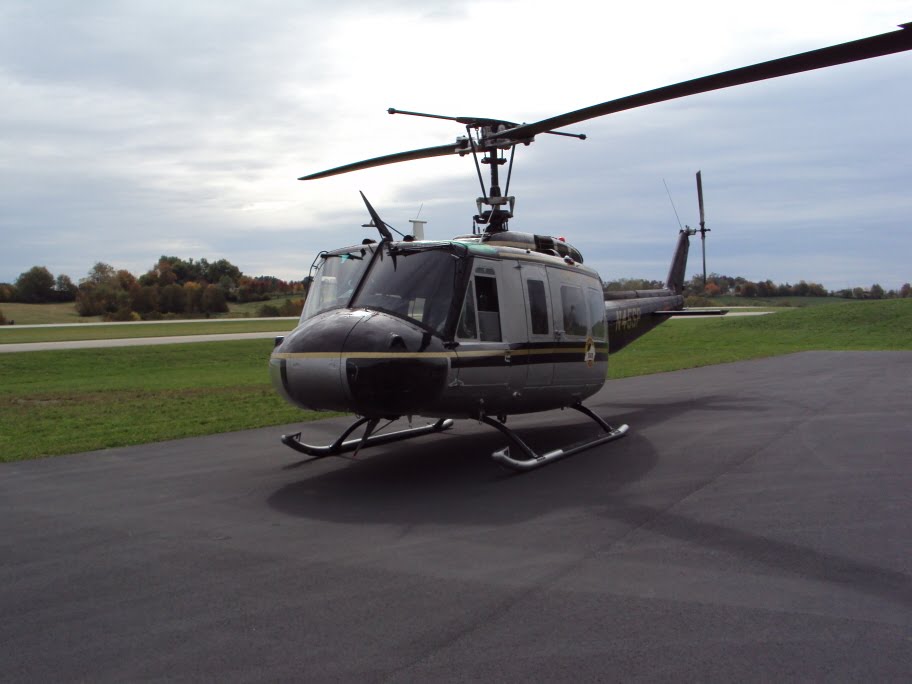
482,403,628,472
281,416,454,460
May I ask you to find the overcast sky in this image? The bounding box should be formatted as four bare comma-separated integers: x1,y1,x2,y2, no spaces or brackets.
1,0,910,290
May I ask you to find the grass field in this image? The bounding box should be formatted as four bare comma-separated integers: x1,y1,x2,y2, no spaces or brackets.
2,299,910,462
0,340,325,462
226,295,301,317
611,299,912,378
0,296,301,326
707,295,856,308
0,318,298,344
0,302,103,324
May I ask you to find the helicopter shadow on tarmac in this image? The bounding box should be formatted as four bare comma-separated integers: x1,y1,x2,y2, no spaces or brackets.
266,393,758,527
266,392,912,612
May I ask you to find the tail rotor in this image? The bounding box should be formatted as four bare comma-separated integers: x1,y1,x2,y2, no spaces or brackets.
695,171,710,290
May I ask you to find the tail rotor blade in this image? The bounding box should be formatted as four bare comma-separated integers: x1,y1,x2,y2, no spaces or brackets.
695,171,709,289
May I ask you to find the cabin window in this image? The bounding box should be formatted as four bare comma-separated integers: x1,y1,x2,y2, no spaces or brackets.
560,285,588,337
300,246,373,322
456,280,478,339
352,246,458,335
475,275,502,342
587,287,607,339
527,279,549,335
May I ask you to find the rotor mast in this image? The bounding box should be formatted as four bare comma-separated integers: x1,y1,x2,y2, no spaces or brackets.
386,109,585,234
472,123,515,233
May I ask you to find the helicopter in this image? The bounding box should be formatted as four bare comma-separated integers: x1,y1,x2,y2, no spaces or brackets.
270,22,912,472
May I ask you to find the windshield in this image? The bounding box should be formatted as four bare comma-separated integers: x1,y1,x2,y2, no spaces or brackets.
300,245,374,321
352,244,464,336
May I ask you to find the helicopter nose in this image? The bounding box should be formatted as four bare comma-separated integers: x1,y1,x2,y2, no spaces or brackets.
270,309,366,412
340,312,450,417
270,310,451,417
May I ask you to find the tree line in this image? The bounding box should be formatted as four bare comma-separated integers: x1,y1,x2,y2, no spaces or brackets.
1,256,308,322
3,260,910,326
603,273,912,300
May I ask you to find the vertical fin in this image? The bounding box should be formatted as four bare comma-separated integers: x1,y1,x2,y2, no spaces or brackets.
665,229,693,295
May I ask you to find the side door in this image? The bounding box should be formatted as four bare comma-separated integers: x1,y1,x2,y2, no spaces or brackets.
521,264,554,387
548,270,592,386
453,259,527,400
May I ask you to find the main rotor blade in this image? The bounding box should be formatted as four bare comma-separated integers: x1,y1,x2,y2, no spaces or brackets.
696,170,705,226
299,142,467,181
490,23,912,143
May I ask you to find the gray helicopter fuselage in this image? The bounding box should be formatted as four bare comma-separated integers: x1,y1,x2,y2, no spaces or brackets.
270,231,687,420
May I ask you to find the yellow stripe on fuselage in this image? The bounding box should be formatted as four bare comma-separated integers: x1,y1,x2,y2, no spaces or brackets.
272,345,605,361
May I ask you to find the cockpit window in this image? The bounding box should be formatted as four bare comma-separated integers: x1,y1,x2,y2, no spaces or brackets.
300,245,374,322
352,244,463,336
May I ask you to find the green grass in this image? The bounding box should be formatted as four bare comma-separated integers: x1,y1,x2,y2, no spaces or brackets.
707,295,856,308
226,295,301,316
609,299,912,378
0,341,330,462
0,302,103,324
2,300,910,462
0,296,300,325
0,318,297,344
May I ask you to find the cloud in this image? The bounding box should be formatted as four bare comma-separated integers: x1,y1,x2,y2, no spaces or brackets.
1,0,910,290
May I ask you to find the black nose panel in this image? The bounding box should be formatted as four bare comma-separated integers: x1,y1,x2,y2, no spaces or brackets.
276,309,366,354
342,313,449,417
270,309,371,412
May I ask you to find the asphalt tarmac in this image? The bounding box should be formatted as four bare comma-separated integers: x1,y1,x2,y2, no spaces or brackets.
2,351,910,682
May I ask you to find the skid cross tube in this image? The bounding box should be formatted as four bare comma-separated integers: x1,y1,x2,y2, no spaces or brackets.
484,404,629,472
281,417,454,459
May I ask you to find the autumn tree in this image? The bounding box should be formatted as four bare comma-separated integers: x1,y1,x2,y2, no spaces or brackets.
183,281,204,313
204,259,242,288
900,283,911,298
279,298,304,316
158,283,187,314
739,281,758,297
76,262,129,316
130,285,159,314
604,277,664,292
115,269,137,292
84,262,116,285
15,266,55,303
200,284,228,313
53,274,78,302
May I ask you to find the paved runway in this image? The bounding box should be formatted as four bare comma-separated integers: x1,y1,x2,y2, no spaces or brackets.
2,351,910,681
0,331,281,353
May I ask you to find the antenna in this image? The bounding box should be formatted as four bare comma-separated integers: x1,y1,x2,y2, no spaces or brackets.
663,178,684,230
